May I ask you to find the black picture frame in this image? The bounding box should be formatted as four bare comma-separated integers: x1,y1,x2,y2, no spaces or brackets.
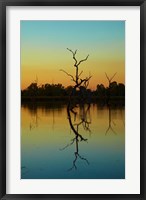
0,0,145,199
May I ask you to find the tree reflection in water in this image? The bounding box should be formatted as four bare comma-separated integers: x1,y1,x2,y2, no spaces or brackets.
67,135,89,171
60,103,91,171
105,105,117,135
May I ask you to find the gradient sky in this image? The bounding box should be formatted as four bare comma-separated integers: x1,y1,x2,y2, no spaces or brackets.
21,20,125,90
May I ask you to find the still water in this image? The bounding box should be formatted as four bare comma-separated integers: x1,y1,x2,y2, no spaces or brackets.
21,102,125,179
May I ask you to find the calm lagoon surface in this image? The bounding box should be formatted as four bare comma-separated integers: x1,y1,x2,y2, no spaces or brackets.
21,102,125,179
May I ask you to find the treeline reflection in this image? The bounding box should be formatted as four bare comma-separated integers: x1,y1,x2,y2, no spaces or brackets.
22,101,124,112
22,101,124,170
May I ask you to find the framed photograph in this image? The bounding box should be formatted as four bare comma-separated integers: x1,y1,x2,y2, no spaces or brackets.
0,0,145,199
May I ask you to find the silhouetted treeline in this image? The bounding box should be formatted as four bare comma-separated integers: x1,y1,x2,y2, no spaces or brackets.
21,81,125,100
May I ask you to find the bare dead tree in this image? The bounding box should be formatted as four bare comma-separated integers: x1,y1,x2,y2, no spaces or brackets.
60,48,92,139
60,48,91,90
60,49,92,170
105,72,117,86
105,72,117,103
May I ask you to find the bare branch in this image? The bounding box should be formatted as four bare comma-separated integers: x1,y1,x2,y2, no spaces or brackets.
105,72,110,82
67,48,77,55
73,121,83,127
68,151,89,171
105,72,117,83
84,81,89,88
110,127,117,135
67,48,78,66
77,55,89,66
79,76,92,87
105,107,117,135
105,127,110,135
68,153,78,171
105,126,117,135
59,138,76,151
78,70,83,77
82,121,91,132
60,69,75,82
78,154,90,165
110,72,117,82
83,75,91,88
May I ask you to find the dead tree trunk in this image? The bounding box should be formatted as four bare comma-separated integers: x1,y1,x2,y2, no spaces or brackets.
60,48,92,140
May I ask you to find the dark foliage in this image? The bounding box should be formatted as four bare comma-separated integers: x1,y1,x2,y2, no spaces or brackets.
21,81,125,99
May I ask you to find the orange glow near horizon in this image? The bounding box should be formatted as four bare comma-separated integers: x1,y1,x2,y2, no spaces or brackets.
21,59,125,90
21,21,125,90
